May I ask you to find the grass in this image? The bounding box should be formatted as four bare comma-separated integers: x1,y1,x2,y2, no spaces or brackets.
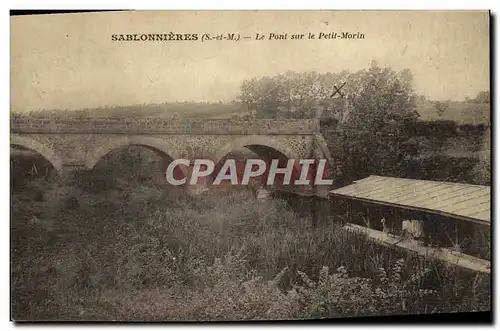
10,177,491,321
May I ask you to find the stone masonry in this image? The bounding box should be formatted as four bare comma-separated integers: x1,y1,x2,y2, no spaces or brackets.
11,115,337,187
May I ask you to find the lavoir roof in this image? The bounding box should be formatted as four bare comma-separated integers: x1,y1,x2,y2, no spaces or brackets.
330,175,491,225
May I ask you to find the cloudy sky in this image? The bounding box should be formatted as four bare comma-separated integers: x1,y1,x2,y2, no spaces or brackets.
11,10,489,112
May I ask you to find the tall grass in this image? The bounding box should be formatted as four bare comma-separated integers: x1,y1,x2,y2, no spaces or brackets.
11,179,490,321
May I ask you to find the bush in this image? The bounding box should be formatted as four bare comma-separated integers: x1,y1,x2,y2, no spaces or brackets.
469,159,491,185
268,260,437,319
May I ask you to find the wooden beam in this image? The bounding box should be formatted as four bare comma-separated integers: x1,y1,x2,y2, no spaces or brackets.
343,223,491,274
330,194,490,227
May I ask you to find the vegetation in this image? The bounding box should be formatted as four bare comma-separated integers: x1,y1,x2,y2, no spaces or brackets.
434,101,450,117
469,158,491,186
10,62,491,321
237,63,490,184
11,173,491,321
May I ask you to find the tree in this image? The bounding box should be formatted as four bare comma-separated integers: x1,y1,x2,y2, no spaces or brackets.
238,70,349,119
473,90,490,103
340,62,420,181
434,101,450,117
238,62,420,183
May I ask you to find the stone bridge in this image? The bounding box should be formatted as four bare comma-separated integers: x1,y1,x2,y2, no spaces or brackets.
10,115,338,188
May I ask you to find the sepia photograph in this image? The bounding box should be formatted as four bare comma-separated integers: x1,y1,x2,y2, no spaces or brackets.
9,10,491,322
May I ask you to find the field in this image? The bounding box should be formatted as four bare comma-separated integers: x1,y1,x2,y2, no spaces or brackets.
16,99,491,124
417,101,490,125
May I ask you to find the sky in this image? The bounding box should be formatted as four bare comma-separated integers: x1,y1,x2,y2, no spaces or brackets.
10,10,490,112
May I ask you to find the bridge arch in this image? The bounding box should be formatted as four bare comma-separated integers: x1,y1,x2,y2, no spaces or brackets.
215,135,299,164
10,134,63,172
85,136,187,178
213,135,304,186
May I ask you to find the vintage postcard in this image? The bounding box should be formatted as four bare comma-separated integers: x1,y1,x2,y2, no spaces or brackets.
10,10,491,322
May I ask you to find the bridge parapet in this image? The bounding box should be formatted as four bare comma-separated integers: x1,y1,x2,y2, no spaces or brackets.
11,116,320,135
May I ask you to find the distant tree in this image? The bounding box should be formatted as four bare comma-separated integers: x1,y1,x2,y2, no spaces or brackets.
238,70,349,119
473,90,490,103
434,101,450,117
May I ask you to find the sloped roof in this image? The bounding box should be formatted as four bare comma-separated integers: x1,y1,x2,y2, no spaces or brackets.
330,175,490,225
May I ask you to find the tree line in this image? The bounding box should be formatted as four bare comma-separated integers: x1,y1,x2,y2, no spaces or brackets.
237,61,490,185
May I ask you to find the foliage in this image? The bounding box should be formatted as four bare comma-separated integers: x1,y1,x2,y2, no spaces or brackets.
405,120,458,138
472,91,490,104
238,62,421,182
268,261,437,319
403,155,479,184
469,158,491,185
338,62,420,181
434,101,451,117
237,63,490,185
11,177,491,320
239,70,349,119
